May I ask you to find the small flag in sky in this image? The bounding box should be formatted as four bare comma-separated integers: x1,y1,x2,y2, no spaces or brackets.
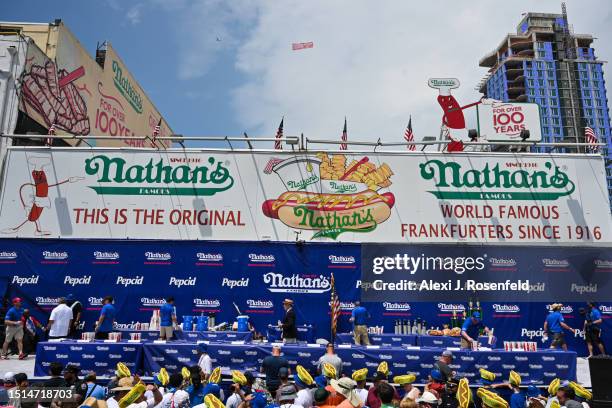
585,126,599,152
340,118,348,150
275,118,284,150
330,272,340,338
292,41,314,51
404,116,416,151
46,123,56,146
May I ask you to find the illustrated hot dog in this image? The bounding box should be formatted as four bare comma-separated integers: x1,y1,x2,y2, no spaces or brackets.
262,190,395,219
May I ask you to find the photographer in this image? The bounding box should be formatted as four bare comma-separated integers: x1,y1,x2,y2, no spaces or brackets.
583,302,606,357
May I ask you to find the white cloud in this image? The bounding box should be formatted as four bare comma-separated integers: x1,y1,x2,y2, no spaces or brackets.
169,0,612,144
126,4,143,25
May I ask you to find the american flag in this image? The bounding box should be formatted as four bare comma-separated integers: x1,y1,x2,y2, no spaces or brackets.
46,123,56,146
292,42,314,51
330,272,340,338
404,116,415,151
151,118,162,148
263,158,284,174
275,118,284,150
340,118,348,150
585,126,599,152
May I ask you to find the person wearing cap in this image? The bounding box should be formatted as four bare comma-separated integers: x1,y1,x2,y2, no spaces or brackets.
65,364,88,404
394,375,419,401
460,311,490,349
416,391,440,408
313,388,333,408
197,343,213,377
352,369,369,404
350,301,370,346
317,343,343,379
584,301,606,357
278,383,304,408
2,298,26,359
544,304,575,351
159,297,178,341
47,297,74,339
435,351,455,382
275,368,295,403
333,377,364,408
95,296,117,340
280,299,297,343
507,372,525,408
66,293,83,338
425,370,445,396
261,345,290,395
227,371,249,408
294,366,314,408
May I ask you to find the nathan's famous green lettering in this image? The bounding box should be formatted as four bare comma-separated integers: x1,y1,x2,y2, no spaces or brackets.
419,159,575,201
112,60,143,113
84,155,233,196
294,205,375,230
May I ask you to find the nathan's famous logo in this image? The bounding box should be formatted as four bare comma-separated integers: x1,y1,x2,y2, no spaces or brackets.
262,153,395,239
84,155,233,196
263,272,331,294
112,60,143,113
419,160,575,201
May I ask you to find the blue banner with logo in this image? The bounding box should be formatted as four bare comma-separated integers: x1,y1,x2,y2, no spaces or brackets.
1,239,610,357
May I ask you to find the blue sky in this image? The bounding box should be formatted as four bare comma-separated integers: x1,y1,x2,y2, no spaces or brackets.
5,0,612,147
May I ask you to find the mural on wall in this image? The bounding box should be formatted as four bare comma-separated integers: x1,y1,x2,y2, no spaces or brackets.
17,25,172,147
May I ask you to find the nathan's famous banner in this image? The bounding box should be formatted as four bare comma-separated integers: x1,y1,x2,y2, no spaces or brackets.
18,24,171,147
0,147,610,244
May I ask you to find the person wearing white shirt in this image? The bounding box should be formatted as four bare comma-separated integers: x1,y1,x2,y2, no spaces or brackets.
196,343,212,377
47,298,73,338
293,372,313,408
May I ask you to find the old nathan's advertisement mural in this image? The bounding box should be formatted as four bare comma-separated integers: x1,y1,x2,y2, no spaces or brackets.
18,26,171,147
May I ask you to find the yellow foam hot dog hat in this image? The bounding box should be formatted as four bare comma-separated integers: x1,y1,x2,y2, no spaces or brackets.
548,378,560,396
477,388,508,408
116,362,131,378
393,374,416,385
569,381,592,400
509,371,521,387
352,368,368,382
232,370,247,386
209,367,222,384
456,378,472,408
181,367,191,381
549,401,560,408
296,365,314,386
118,383,146,408
322,363,337,379
480,368,496,383
157,367,169,386
204,394,225,408
377,361,389,376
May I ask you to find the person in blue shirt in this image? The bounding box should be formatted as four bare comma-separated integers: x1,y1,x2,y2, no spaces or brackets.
460,311,490,349
349,301,371,345
544,303,575,351
1,297,25,360
159,297,177,341
585,301,605,357
186,367,206,406
95,296,116,340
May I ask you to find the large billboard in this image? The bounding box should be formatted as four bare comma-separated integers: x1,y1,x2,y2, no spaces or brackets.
18,24,172,147
0,147,610,244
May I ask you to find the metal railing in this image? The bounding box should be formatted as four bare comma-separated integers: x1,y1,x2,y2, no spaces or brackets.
0,133,606,152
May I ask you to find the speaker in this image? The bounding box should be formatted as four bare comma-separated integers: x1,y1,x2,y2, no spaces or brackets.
589,355,612,401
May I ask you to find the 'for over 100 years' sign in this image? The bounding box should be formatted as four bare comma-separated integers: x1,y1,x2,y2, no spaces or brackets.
0,147,609,244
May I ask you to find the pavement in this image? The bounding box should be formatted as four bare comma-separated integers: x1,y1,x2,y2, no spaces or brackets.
0,354,594,388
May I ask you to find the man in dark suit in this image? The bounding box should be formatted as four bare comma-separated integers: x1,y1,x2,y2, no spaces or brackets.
280,299,297,343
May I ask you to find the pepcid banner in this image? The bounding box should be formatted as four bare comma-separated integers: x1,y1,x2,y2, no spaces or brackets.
1,238,611,357
360,244,612,302
0,148,610,243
